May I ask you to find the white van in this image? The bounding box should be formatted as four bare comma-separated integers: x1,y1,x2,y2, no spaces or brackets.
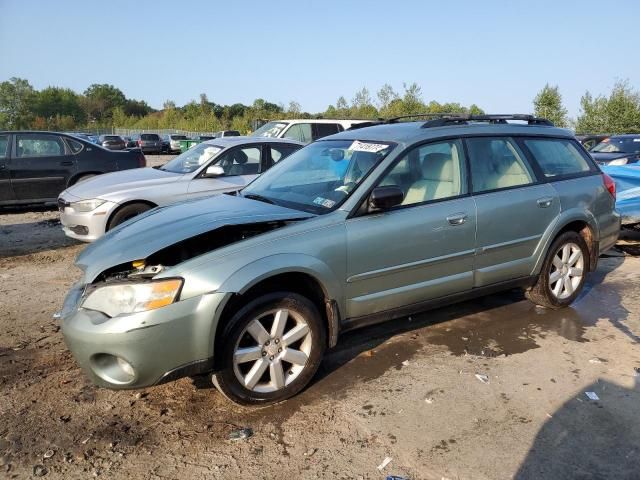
250,119,369,143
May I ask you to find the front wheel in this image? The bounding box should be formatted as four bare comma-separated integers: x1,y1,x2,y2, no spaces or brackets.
212,292,326,406
525,231,589,309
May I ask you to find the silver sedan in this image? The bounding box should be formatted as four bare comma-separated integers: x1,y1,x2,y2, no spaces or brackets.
57,137,303,242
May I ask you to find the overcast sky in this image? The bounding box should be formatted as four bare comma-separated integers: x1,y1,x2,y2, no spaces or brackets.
1,0,638,118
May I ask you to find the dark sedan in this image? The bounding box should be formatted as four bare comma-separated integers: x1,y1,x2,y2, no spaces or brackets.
590,135,640,166
98,134,126,150
0,131,146,206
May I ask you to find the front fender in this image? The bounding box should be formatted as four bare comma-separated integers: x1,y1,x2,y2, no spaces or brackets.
218,253,343,303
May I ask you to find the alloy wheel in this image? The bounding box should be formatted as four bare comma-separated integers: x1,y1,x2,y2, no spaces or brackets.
549,242,584,300
232,308,313,393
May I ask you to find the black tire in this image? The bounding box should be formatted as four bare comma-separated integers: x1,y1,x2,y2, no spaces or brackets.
212,292,326,406
525,231,589,309
107,203,152,230
74,174,96,184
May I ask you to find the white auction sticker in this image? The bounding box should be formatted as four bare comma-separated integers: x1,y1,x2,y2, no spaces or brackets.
348,140,388,153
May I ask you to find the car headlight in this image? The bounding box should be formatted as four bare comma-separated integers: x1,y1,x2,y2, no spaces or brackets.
81,278,183,317
71,199,106,212
608,158,629,166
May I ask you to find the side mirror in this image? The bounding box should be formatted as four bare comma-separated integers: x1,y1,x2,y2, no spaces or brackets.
203,165,225,178
368,186,404,211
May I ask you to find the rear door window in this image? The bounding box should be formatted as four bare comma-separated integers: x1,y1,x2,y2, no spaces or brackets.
15,134,66,158
466,137,535,193
270,144,300,163
523,138,593,178
313,123,342,140
0,135,8,158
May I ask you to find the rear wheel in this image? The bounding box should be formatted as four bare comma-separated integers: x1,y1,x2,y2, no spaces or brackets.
107,203,152,230
212,292,326,406
525,231,589,309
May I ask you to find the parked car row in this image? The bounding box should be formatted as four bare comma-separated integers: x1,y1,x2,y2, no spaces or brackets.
58,137,303,240
0,131,145,206
55,114,621,406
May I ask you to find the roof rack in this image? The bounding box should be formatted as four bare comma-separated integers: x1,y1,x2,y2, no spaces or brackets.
420,114,554,128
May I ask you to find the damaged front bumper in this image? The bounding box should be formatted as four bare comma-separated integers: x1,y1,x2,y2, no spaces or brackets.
59,285,230,389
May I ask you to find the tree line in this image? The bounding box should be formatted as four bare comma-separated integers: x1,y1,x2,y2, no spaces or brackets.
1,77,639,134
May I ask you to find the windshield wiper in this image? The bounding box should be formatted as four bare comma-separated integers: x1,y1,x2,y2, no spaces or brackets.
243,193,276,205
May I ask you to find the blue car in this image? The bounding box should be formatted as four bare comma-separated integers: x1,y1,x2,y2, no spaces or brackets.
602,165,640,229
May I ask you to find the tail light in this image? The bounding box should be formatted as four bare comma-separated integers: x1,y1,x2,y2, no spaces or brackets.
138,153,146,167
602,173,616,199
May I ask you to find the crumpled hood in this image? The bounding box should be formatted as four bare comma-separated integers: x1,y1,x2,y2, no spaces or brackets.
76,194,313,282
64,167,184,200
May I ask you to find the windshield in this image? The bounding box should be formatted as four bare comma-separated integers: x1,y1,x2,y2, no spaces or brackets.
251,121,288,138
170,135,187,140
160,142,223,173
591,137,640,154
242,139,394,214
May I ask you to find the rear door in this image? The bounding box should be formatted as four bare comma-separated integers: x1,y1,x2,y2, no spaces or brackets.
0,133,15,202
10,133,76,201
466,136,560,286
187,144,264,197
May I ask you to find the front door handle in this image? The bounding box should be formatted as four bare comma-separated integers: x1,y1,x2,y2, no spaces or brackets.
537,197,554,208
446,212,468,226
60,161,73,166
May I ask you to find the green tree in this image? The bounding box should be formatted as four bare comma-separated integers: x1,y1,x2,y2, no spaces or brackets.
533,84,568,127
576,80,640,134
377,84,399,112
0,77,35,129
82,83,126,122
33,86,85,126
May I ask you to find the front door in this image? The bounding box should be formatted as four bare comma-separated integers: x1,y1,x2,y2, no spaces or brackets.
10,133,75,201
0,133,15,202
187,144,264,198
345,139,477,319
465,136,561,286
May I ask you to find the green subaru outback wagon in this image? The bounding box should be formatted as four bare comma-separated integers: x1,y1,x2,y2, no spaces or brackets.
59,114,620,405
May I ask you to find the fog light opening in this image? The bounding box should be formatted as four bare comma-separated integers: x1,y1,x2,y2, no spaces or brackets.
90,353,136,385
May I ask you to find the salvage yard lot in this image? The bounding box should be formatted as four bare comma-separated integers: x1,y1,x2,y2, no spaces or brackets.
1,205,640,479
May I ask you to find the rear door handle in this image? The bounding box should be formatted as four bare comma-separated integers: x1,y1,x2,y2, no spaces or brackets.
446,212,468,226
537,197,554,208
60,161,73,166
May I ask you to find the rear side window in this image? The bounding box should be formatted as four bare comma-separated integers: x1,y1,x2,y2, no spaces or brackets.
65,137,84,153
523,138,592,178
466,137,535,193
0,135,8,158
141,134,160,141
313,123,342,140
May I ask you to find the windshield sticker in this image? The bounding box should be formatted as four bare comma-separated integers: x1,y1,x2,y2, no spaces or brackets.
348,140,388,153
634,139,640,142
313,197,336,208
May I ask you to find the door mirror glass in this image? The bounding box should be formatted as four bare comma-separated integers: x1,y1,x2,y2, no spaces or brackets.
203,165,225,178
369,186,404,211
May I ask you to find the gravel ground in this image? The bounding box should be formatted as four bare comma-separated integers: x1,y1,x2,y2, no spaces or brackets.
1,201,640,479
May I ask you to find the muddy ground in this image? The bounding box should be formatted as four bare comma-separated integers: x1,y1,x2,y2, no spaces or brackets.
1,192,640,479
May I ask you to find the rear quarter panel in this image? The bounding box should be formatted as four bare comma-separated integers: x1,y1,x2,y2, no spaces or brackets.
531,174,619,274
